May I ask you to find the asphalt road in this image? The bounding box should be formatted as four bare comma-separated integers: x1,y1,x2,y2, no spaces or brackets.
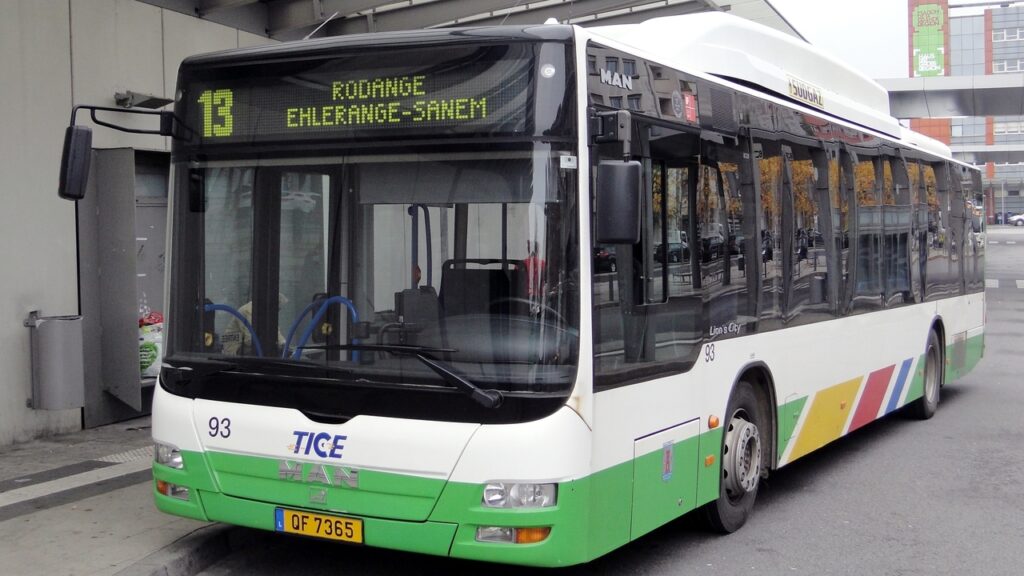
199,226,1024,576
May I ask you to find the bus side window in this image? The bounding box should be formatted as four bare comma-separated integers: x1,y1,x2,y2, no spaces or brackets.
756,140,784,329
593,124,703,387
884,156,913,307
850,156,883,314
948,165,968,294
785,146,829,324
922,163,953,300
699,140,756,335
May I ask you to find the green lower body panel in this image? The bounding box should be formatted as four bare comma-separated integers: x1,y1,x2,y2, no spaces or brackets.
153,428,727,567
905,333,986,404
153,449,602,566
696,427,724,507
946,333,984,383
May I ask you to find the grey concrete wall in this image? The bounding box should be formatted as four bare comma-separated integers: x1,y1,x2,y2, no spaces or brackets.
0,0,273,446
0,0,80,446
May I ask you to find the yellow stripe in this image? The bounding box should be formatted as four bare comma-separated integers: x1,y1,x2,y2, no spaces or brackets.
787,377,863,462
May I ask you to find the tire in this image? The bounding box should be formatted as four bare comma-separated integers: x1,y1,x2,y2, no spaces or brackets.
1016,220,1023,227
704,380,768,533
911,330,942,420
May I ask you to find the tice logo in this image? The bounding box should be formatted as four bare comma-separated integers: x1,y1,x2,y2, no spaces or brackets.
290,430,347,459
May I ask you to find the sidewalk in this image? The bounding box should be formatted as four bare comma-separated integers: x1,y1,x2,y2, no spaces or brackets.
0,417,242,576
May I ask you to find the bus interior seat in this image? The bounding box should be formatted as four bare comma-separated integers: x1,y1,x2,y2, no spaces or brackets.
395,286,439,326
439,259,526,317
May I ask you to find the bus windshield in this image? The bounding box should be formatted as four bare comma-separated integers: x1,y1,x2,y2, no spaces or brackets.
164,145,580,417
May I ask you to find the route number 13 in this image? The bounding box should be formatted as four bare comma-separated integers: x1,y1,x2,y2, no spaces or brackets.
198,89,234,138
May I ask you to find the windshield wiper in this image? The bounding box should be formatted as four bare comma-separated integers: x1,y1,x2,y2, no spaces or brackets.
162,356,328,384
299,344,504,408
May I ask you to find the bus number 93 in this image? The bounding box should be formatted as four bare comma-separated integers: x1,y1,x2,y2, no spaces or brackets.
208,417,231,438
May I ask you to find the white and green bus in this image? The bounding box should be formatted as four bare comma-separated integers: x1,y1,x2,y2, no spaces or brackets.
59,12,985,567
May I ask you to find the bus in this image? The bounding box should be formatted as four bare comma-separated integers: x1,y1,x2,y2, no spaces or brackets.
58,12,985,567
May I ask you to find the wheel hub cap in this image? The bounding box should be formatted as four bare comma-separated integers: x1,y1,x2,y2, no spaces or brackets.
723,416,761,497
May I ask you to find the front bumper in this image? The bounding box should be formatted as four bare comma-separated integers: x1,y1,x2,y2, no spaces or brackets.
152,452,595,567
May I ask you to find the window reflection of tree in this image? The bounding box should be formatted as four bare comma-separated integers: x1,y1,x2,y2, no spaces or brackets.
908,161,921,205
882,161,896,206
758,150,783,321
854,160,877,206
789,157,820,321
851,158,883,305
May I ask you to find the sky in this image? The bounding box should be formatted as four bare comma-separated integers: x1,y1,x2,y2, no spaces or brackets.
769,0,909,80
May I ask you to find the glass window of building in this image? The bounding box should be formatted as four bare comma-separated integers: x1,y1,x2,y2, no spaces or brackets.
995,121,1024,135
993,28,1024,42
993,59,1024,73
605,57,619,73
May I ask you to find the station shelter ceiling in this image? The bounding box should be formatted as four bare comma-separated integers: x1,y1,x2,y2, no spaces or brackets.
138,0,804,41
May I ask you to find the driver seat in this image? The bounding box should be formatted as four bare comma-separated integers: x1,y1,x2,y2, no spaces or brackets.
439,259,526,317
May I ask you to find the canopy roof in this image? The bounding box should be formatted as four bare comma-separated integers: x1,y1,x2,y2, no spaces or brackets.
139,0,804,42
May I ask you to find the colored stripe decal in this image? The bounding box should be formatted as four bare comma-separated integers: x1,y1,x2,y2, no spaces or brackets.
777,396,808,461
848,365,895,432
787,377,862,463
885,359,914,414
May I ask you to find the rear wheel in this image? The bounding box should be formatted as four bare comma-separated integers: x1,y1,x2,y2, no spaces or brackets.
704,380,767,533
911,330,942,419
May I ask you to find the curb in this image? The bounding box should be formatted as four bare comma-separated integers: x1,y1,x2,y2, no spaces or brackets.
115,524,253,576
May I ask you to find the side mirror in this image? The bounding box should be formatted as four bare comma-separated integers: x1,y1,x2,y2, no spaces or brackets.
595,160,641,244
58,126,93,200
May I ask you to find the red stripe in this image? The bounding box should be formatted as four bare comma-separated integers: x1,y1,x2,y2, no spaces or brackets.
849,365,896,432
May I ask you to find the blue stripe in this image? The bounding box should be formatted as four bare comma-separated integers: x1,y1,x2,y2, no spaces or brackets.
275,507,284,531
886,358,913,414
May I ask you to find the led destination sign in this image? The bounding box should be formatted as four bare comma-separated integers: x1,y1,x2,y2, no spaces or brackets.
182,45,538,144
283,75,489,128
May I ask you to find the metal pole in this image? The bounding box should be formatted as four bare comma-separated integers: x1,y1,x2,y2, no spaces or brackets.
1001,180,1005,224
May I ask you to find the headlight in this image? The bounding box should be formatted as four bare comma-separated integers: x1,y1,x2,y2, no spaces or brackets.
154,442,183,469
481,482,557,508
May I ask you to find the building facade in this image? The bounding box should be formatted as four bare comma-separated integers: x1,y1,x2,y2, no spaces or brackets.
0,0,272,445
908,0,1024,221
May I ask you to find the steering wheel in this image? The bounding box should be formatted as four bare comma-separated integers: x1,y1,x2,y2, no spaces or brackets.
490,297,566,325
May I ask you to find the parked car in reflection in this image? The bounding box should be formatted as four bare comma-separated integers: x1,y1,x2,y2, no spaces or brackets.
654,241,688,263
594,246,617,273
1009,213,1024,227
729,235,745,255
700,234,724,262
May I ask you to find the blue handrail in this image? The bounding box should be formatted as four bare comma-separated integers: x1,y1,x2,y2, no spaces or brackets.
204,303,264,357
288,296,360,360
281,300,320,358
